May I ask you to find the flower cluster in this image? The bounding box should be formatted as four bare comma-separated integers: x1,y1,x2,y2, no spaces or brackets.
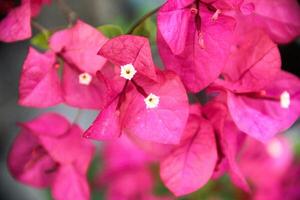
2,0,300,199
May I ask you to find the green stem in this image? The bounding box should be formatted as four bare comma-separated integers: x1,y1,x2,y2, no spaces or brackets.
127,6,161,34
31,21,49,37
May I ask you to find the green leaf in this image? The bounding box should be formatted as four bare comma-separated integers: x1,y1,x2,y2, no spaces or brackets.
97,24,123,38
132,18,156,42
30,31,51,50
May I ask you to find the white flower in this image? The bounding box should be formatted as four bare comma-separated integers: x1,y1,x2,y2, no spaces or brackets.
144,93,160,109
280,91,290,109
78,72,92,85
120,63,137,80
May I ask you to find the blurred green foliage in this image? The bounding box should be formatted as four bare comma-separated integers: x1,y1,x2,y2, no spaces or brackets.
97,24,124,38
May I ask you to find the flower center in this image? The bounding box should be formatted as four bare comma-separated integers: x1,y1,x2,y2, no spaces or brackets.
120,63,137,80
144,93,160,109
78,72,92,85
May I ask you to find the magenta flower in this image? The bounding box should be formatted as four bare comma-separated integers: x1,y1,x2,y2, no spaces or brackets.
157,0,236,92
210,29,300,142
239,136,293,199
19,20,112,109
0,0,50,42
7,113,95,200
84,35,189,144
160,104,217,196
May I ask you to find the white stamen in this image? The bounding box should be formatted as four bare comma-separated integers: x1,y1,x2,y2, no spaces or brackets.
212,9,221,21
79,72,92,85
120,63,137,80
266,139,283,159
280,91,290,109
144,93,160,109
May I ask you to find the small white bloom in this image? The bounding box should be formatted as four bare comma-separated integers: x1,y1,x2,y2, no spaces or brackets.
280,91,290,109
79,72,92,85
266,139,283,159
144,93,160,109
120,63,137,80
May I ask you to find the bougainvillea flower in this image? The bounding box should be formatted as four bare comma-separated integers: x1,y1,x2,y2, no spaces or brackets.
7,113,94,200
98,137,171,200
19,21,112,109
157,0,236,92
202,101,249,192
225,71,300,142
84,35,189,144
160,105,217,196
19,47,63,107
85,70,189,144
0,0,50,42
239,136,293,199
49,20,110,109
236,0,300,43
209,29,300,142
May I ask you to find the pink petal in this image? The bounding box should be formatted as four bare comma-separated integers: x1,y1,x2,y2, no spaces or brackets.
158,6,236,92
30,0,51,17
160,115,217,196
49,20,108,74
157,4,191,54
124,71,189,144
51,165,90,200
21,112,70,137
164,0,195,9
202,101,249,191
239,0,300,43
0,1,31,42
102,136,150,172
106,168,153,200
239,136,293,188
62,63,111,109
38,124,95,174
222,29,281,93
7,129,56,188
222,121,250,192
228,71,300,142
98,35,157,81
83,98,121,141
18,48,63,107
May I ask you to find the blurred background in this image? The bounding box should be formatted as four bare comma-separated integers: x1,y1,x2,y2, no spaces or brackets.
0,0,299,199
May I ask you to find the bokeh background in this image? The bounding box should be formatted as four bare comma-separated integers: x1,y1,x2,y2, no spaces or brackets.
0,0,299,199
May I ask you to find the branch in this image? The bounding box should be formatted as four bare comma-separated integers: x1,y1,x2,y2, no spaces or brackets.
31,21,49,36
127,6,161,34
56,0,77,26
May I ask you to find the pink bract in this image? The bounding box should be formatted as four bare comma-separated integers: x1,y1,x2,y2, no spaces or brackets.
98,35,158,81
227,71,300,142
157,3,236,92
18,47,63,107
0,0,50,42
160,109,217,196
7,113,94,200
237,0,300,43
